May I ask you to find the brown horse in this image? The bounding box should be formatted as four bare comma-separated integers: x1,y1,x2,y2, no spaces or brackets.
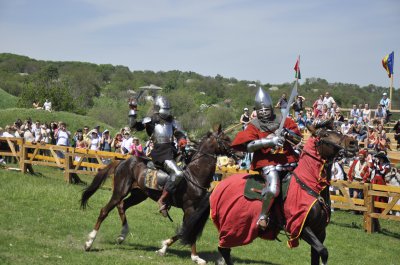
80,125,232,264
181,122,358,265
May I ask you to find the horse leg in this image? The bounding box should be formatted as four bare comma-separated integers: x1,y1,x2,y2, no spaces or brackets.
116,190,148,244
217,247,233,265
190,244,206,265
301,226,328,265
156,235,179,256
84,195,122,251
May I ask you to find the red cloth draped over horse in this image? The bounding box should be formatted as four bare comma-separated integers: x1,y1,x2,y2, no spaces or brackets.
210,137,330,249
284,137,330,248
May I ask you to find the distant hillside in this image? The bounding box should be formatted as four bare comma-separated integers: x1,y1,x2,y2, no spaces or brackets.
0,88,18,109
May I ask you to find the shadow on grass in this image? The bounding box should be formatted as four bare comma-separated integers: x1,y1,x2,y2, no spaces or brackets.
117,242,280,265
331,220,400,239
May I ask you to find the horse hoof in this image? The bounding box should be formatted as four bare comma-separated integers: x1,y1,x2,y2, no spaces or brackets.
191,255,207,264
156,249,166,256
116,236,125,244
84,243,92,251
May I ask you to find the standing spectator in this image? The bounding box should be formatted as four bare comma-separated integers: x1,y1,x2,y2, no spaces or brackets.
33,121,42,143
72,129,83,148
121,131,133,154
94,125,102,138
100,129,112,152
292,95,305,117
380,92,391,122
323,92,336,109
130,137,144,157
82,126,90,144
362,103,371,123
393,119,400,150
111,133,123,153
330,159,346,211
88,131,100,151
312,94,324,117
275,93,288,116
55,122,70,147
348,149,370,199
23,121,35,143
43,99,52,112
295,111,306,132
250,107,257,120
350,104,361,121
239,108,250,130
49,122,58,145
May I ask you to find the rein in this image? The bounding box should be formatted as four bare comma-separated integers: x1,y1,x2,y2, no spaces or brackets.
182,132,230,191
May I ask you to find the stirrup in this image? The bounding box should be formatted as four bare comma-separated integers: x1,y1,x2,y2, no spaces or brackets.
159,204,169,217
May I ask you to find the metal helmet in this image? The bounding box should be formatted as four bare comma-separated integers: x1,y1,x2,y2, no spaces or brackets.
255,87,273,110
254,87,274,122
154,96,171,117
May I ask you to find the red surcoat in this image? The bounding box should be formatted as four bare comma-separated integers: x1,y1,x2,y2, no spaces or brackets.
231,118,301,170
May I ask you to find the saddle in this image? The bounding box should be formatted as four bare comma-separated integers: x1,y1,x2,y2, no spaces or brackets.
144,162,169,191
243,174,292,236
244,173,292,202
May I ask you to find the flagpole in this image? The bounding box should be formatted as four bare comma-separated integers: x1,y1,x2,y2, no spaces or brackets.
390,75,393,111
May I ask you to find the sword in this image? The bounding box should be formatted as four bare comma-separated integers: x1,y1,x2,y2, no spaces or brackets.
277,80,298,132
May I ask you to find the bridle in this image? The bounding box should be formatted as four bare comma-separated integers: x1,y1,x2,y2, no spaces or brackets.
183,132,233,191
314,128,354,159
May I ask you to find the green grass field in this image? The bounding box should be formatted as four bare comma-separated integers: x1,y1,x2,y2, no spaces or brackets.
0,166,399,265
0,88,18,109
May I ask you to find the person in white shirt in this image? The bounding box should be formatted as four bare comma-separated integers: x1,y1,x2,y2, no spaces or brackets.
121,131,133,154
43,99,52,112
322,92,336,109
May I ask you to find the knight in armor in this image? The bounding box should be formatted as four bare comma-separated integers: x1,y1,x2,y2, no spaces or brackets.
231,87,302,230
128,96,186,217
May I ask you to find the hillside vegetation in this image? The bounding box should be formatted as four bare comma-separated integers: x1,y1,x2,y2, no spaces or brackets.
0,88,18,109
0,53,397,137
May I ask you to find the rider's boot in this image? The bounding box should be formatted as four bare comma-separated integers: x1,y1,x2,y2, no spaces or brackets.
257,192,275,231
157,189,170,217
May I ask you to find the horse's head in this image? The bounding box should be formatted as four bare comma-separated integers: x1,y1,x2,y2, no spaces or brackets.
205,124,233,157
307,121,358,160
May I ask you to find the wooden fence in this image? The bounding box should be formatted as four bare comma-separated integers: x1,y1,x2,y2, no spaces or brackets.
0,137,130,183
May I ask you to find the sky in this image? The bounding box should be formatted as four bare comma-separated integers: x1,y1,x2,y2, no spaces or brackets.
0,0,399,88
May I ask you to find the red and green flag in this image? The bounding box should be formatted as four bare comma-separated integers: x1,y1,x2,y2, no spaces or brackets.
382,51,394,78
294,57,301,79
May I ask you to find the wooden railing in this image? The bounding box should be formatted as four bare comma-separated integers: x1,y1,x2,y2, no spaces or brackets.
330,180,400,233
0,137,130,183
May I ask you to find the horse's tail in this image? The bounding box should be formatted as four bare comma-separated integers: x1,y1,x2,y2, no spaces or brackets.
80,160,121,209
180,192,211,245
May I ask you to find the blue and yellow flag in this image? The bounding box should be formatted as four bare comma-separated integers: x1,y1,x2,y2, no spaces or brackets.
382,51,394,78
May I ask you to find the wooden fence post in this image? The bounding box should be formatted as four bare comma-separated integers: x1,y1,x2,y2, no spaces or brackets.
363,183,374,233
64,150,72,183
19,139,27,173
